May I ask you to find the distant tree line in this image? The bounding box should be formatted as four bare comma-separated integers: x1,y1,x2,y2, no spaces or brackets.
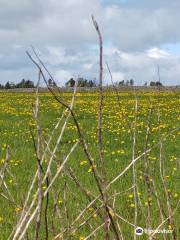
65,78,164,87
0,78,163,89
149,81,163,86
65,78,96,87
0,79,35,89
114,79,135,86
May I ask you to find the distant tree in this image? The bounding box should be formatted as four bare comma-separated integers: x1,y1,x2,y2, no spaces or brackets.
65,77,96,88
156,81,163,86
24,80,35,88
16,79,25,88
10,82,15,88
130,79,134,86
15,79,34,88
48,78,53,87
150,81,163,87
66,78,75,87
0,84,4,89
119,80,125,86
5,81,11,89
88,80,95,87
150,81,155,86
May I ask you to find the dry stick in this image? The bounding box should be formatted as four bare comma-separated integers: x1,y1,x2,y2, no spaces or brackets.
14,122,76,239
159,141,177,240
11,97,74,240
0,146,16,203
10,114,65,240
54,172,136,239
92,15,120,240
11,73,43,239
63,181,71,237
56,169,134,238
0,145,10,185
65,202,133,240
112,190,124,240
33,70,43,240
16,141,79,240
143,106,153,233
12,87,77,239
56,140,176,239
26,50,179,238
34,74,49,240
84,222,106,240
57,167,135,238
150,178,167,240
26,51,102,193
31,45,64,98
26,50,120,239
132,98,138,240
107,126,179,189
150,200,180,238
93,18,106,235
156,84,177,240
106,62,147,224
44,176,49,240
67,168,133,234
51,188,63,237
44,133,135,235
41,81,77,189
82,210,135,240
64,127,180,238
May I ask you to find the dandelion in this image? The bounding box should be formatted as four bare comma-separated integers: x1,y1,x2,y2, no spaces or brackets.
130,203,135,208
109,209,115,217
173,193,178,198
168,225,172,230
128,194,133,199
80,160,87,166
58,199,63,204
0,159,5,164
15,207,21,213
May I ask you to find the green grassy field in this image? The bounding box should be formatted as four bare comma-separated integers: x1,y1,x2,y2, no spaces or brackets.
0,90,179,239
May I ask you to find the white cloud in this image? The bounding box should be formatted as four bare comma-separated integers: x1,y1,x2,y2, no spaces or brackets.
0,0,180,85
54,69,73,85
147,48,170,59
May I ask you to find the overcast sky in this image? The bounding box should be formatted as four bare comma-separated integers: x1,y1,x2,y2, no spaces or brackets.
0,0,180,86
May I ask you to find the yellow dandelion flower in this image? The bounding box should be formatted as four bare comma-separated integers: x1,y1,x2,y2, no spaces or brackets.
168,225,172,230
15,207,21,213
128,194,133,199
173,193,178,198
